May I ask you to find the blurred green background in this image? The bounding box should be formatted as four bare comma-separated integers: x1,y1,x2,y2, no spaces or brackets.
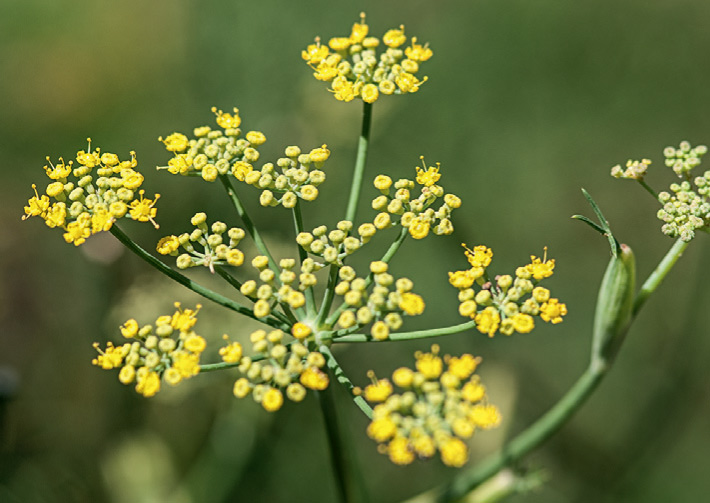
2,0,710,502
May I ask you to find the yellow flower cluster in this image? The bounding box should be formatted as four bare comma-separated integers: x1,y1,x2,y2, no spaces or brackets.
296,220,364,266
156,212,246,273
302,13,432,103
228,327,329,412
334,261,425,340
371,158,461,240
92,303,206,397
250,144,331,208
449,245,567,337
23,139,159,246
239,256,318,318
158,107,263,181
159,108,330,207
361,345,500,467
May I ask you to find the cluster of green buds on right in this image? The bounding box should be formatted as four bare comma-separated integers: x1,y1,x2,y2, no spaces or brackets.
449,244,567,337
612,141,710,242
157,212,246,272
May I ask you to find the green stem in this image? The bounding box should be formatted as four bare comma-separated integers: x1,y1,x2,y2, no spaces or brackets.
637,179,659,200
218,174,279,272
632,237,689,316
317,264,340,328
344,101,373,223
110,225,287,330
320,344,373,418
292,200,317,318
332,321,476,344
317,386,351,503
437,237,692,502
437,363,604,502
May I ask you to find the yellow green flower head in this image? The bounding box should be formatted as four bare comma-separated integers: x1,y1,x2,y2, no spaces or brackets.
449,245,567,337
92,303,206,397
159,108,329,207
224,329,329,412
362,345,500,467
23,139,159,245
331,261,425,338
369,159,460,240
303,12,432,103
157,213,246,273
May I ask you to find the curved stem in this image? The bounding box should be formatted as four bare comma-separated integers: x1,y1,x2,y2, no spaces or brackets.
110,225,288,330
344,101,373,223
437,363,604,502
437,237,692,502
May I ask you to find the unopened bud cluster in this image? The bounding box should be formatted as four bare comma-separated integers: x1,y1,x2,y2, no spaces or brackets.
360,345,501,467
611,158,651,181
22,139,159,246
302,13,432,103
334,261,425,340
239,256,318,317
248,144,331,208
159,108,330,205
227,326,329,412
656,142,710,242
449,245,567,337
663,141,707,177
92,303,206,397
296,220,364,266
156,212,246,272
371,159,461,240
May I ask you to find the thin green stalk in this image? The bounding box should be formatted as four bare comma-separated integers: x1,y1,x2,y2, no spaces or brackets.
317,265,340,328
320,344,373,418
218,173,304,322
633,237,689,316
344,101,373,223
436,237,692,502
332,321,476,343
218,174,279,272
637,179,659,200
317,387,352,503
292,200,317,318
110,225,288,330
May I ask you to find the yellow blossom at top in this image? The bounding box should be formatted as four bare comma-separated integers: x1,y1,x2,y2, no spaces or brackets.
212,106,241,129
415,346,443,378
415,157,441,187
160,133,189,153
526,248,555,279
303,13,432,103
464,244,493,269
